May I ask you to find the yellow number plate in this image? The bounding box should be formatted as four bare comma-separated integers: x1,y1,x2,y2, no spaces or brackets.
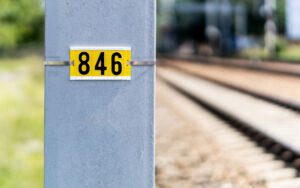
70,47,131,80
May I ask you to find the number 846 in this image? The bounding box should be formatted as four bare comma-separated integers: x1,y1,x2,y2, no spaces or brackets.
78,52,123,76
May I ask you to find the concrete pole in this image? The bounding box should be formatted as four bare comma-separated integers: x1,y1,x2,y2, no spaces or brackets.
45,0,156,187
264,0,277,58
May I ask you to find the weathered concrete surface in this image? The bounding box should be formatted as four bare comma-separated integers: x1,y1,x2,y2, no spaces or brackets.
45,0,155,187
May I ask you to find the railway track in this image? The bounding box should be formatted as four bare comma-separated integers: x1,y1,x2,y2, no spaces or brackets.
160,58,300,113
160,54,300,78
158,66,300,187
156,82,267,187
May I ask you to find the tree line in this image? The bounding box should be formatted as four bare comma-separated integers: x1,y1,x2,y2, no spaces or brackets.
0,0,44,51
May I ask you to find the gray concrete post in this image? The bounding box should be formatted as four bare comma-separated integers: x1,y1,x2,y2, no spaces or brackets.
45,0,156,187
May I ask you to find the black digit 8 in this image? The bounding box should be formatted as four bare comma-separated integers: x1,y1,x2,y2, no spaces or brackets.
79,52,90,75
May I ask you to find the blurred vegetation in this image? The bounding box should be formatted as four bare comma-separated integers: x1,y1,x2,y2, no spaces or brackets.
276,0,286,34
232,0,285,34
174,0,285,35
278,44,300,61
0,1,44,186
240,42,300,62
158,0,288,56
0,53,44,188
0,0,44,51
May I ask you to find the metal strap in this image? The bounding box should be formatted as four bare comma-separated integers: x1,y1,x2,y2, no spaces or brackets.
130,60,156,66
45,60,156,66
44,61,70,66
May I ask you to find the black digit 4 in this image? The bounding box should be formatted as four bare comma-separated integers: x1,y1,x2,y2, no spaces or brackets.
95,52,107,75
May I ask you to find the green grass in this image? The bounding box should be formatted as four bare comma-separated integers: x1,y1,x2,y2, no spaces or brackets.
239,47,268,59
0,52,44,188
240,44,300,62
278,44,300,61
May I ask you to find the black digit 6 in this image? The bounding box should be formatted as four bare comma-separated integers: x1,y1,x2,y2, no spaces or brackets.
111,52,122,75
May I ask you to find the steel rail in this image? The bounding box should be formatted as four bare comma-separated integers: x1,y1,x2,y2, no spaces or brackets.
160,57,300,114
159,54,300,78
